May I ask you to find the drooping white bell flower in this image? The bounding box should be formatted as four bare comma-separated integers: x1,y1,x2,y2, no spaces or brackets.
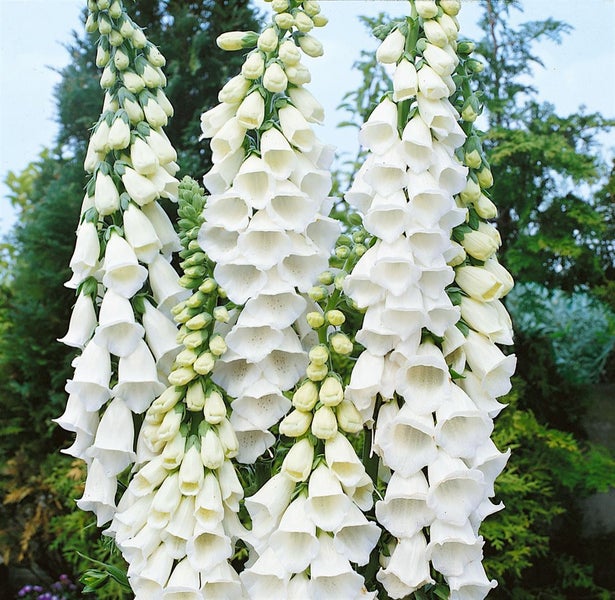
305,463,352,532
278,104,315,152
186,521,233,573
148,254,189,315
65,340,112,411
240,547,291,600
123,203,163,264
69,221,100,283
58,292,98,349
54,393,99,437
93,288,145,357
211,117,248,161
260,127,298,179
202,147,245,194
141,299,181,377
359,98,400,155
324,432,367,488
309,532,367,599
87,397,136,475
375,470,434,539
377,533,434,598
447,558,498,600
455,265,503,302
427,518,484,578
140,201,181,259
114,339,166,413
393,58,418,102
76,458,117,526
102,232,148,298
363,191,410,243
269,494,319,573
332,501,381,566
94,171,120,216
200,561,244,599
203,191,251,232
463,329,516,398
469,438,511,497
426,450,486,526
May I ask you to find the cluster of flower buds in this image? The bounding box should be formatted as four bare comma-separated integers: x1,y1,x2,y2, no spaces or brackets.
104,178,248,597
240,263,380,597
341,1,514,598
198,0,341,465
56,0,186,527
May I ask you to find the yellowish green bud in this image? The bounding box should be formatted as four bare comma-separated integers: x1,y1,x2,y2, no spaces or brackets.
174,348,199,367
475,193,498,219
464,149,482,169
271,0,289,12
282,438,314,482
415,0,438,18
336,400,363,434
459,178,482,205
241,51,265,80
213,306,230,323
312,14,328,27
440,0,461,15
306,311,325,329
257,27,279,53
330,332,353,355
311,405,338,439
194,351,216,374
132,28,147,48
199,278,217,294
298,34,323,58
186,312,212,331
325,309,345,326
306,361,328,382
477,166,494,188
168,366,197,386
263,62,288,93
278,39,301,65
96,45,110,68
319,376,344,407
292,380,319,411
274,13,294,30
279,409,312,437
182,329,209,350
203,390,227,424
209,335,227,356
108,30,124,47
308,344,329,365
303,1,321,17
185,381,206,411
216,31,259,52
294,11,314,33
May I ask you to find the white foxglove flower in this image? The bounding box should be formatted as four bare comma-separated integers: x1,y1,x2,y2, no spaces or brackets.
240,548,290,600
129,543,174,591
140,201,181,258
200,428,225,470
401,115,433,172
194,471,224,529
69,221,100,282
332,501,381,566
245,472,295,540
58,293,97,349
200,561,244,599
461,297,514,345
463,329,516,398
324,432,366,488
88,397,136,475
141,299,181,376
65,340,112,411
417,94,459,140
309,532,366,599
269,495,319,572
377,533,434,598
278,104,315,152
376,470,434,538
482,257,514,297
54,393,99,436
393,58,418,102
94,171,120,215
203,147,245,194
123,203,163,263
455,265,503,302
186,521,233,572
469,438,511,497
76,458,117,526
102,232,148,297
211,117,247,162
200,102,238,138
427,451,486,526
93,288,144,357
260,128,298,179
305,464,352,531
423,42,457,77
417,64,450,99
288,86,324,123
148,254,189,314
427,519,484,578
376,28,405,64
447,559,497,599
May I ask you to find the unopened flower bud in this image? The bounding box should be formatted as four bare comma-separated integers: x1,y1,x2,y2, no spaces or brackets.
325,309,345,326
279,39,301,65
209,335,227,356
199,278,217,294
96,45,110,68
440,0,461,15
475,193,498,219
174,348,199,367
464,149,482,169
306,311,325,329
306,361,328,382
218,75,251,104
122,71,145,94
200,428,224,469
308,286,327,302
292,380,319,411
241,52,265,79
217,418,239,457
186,312,212,331
257,28,279,53
311,405,337,439
168,366,197,386
298,34,323,58
423,20,448,48
330,332,353,355
108,30,124,47
107,116,131,150
182,329,209,350
272,0,289,12
294,11,314,33
312,14,328,27
319,376,343,407
185,381,206,411
376,28,405,64
213,306,230,323
282,438,314,482
132,28,147,49
477,166,494,189
303,0,321,16
193,351,215,374
274,13,294,30
204,390,227,424
459,178,482,205
263,62,288,93
236,90,265,129
280,409,312,437
216,30,259,51
336,400,363,434
309,344,329,365
100,65,116,89
415,0,438,18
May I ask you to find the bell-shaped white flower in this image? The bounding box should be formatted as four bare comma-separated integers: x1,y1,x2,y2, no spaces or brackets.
93,288,144,357
193,471,224,529
61,426,95,462
463,329,516,398
203,147,245,194
363,147,407,196
460,297,513,345
76,458,117,526
232,154,275,210
129,543,175,591
114,339,166,413
281,437,314,482
141,299,181,376
375,470,434,538
417,94,459,140
435,385,493,459
377,533,434,598
423,42,457,77
217,459,244,512
305,463,352,532
482,257,514,297
203,191,251,232
88,397,136,475
359,98,400,156
240,547,290,600
198,222,240,263
146,471,181,529
363,191,410,243
278,104,315,152
429,145,468,195
260,127,298,179
343,251,385,309
200,102,238,138
186,521,233,573
148,254,189,315
393,58,418,102
238,211,292,270
123,203,162,264
417,63,450,100
245,472,295,541
332,501,381,566
54,393,99,436
289,154,332,201
447,559,498,599
58,292,98,349
140,201,181,259
200,561,244,599
427,450,486,526
269,494,319,573
65,340,112,411
401,114,433,172
163,557,201,598
287,572,311,598
69,221,100,283
288,86,324,124
309,532,366,599
428,518,484,578
469,438,511,497
374,401,438,476
211,117,247,162
344,350,385,417
324,432,366,488
376,28,405,64
102,232,148,298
